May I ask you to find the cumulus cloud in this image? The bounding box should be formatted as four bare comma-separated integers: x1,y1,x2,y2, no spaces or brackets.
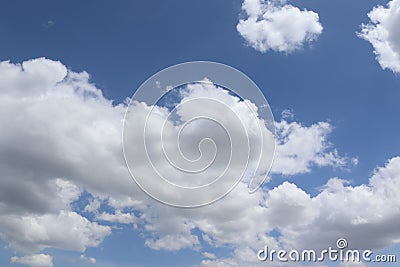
0,58,125,255
139,182,276,252
123,81,275,206
358,0,400,73
272,120,350,175
194,157,400,266
2,58,396,267
237,0,323,53
1,210,110,253
270,157,400,252
11,254,53,267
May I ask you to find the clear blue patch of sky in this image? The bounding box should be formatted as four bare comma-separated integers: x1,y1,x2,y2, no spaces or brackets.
0,239,13,267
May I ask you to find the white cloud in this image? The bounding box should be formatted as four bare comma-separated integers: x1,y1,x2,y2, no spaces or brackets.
0,58,66,98
96,210,138,225
0,58,126,256
358,0,400,73
0,58,275,257
270,157,400,252
2,57,397,267
237,0,323,53
272,120,349,175
145,234,201,251
0,210,111,253
107,196,148,211
80,254,96,264
84,198,102,213
54,179,81,207
123,80,276,206
11,254,53,267
265,182,317,228
0,59,135,209
193,157,400,266
139,182,276,252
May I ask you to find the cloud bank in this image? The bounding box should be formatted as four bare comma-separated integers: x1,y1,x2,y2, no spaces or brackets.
0,58,398,266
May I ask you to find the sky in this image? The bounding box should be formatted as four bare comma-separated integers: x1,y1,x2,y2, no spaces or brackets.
0,0,400,266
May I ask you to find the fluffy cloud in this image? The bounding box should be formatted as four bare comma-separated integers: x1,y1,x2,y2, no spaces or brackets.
0,58,125,255
272,120,349,175
270,157,400,252
237,0,323,53
139,182,276,252
1,58,396,267
0,210,110,253
358,0,400,73
10,254,53,267
123,80,276,206
194,157,400,266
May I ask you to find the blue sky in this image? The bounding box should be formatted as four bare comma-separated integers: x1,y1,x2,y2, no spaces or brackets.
1,0,400,266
